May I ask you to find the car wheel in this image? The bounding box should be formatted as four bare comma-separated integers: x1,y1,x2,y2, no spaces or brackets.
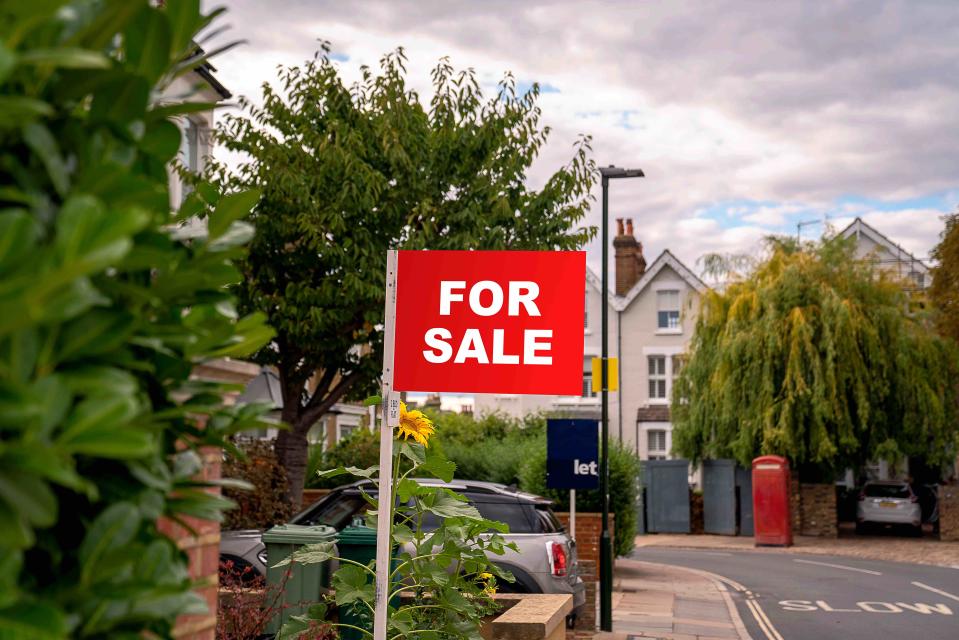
911,524,923,538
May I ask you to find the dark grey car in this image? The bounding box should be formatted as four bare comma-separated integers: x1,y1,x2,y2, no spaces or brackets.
220,479,586,618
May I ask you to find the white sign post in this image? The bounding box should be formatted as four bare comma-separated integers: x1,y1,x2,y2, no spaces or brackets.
373,250,399,640
569,489,576,541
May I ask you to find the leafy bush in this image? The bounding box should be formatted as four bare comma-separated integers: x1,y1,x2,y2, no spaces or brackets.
519,438,640,557
436,412,546,486
308,428,381,489
0,2,272,637
223,440,295,530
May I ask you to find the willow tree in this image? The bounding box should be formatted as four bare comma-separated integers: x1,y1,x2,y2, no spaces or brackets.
672,235,959,477
209,46,596,506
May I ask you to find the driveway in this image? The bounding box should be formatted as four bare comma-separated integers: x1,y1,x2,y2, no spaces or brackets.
633,547,959,640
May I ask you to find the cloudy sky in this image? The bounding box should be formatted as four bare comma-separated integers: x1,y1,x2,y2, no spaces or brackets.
205,0,957,275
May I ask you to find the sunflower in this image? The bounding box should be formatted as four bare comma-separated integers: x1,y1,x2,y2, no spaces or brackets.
476,572,496,595
397,402,435,447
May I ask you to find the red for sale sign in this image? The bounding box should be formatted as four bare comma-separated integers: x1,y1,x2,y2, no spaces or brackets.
391,250,586,395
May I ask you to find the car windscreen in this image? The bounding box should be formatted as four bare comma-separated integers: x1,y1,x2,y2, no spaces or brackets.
294,493,368,529
864,484,910,499
417,497,537,533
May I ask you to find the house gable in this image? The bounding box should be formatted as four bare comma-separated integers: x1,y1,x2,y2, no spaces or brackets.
616,250,707,312
839,217,930,276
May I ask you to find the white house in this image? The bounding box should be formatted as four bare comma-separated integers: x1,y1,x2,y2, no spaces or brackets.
474,219,706,461
840,217,931,291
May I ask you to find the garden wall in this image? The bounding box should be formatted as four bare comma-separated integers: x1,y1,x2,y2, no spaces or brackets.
939,483,959,542
556,512,614,633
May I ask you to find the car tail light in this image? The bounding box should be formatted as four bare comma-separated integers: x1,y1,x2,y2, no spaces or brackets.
857,492,865,502
547,542,568,577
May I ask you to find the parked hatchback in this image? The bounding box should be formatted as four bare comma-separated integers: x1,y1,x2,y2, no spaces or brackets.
221,479,586,620
856,480,922,535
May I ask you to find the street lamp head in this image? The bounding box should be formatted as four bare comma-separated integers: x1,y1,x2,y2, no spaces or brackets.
599,164,645,179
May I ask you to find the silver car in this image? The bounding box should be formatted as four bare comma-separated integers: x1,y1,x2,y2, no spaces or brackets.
856,480,922,535
221,479,587,619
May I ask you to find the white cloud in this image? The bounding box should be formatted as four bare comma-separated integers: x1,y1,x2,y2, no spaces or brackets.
203,0,958,276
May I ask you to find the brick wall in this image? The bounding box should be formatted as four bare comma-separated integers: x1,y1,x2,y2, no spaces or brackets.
158,446,222,640
556,512,614,633
939,483,959,542
794,483,838,537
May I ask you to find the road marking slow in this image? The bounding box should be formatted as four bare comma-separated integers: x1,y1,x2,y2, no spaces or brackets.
793,558,882,575
913,581,959,603
779,599,952,615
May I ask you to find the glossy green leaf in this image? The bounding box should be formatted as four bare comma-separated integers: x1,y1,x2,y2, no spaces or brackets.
19,47,110,69
0,210,38,272
0,471,56,528
0,601,67,639
140,119,181,161
78,502,139,569
0,97,53,126
273,541,336,568
22,123,69,196
124,6,172,83
90,74,150,123
207,189,260,240
164,0,202,57
0,44,15,84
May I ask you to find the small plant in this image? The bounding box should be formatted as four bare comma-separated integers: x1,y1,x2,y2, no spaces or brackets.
223,439,296,530
217,559,337,640
277,403,516,639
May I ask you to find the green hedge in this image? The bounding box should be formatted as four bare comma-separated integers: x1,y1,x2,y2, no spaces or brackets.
0,2,272,637
518,437,640,557
309,411,641,556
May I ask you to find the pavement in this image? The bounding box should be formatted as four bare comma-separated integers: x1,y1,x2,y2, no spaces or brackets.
618,547,959,640
633,531,959,569
593,558,751,640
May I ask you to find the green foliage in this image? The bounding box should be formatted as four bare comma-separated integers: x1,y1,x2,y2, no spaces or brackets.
0,1,272,637
280,432,513,639
673,235,959,476
518,436,640,557
207,44,597,505
309,428,382,489
435,412,546,486
223,439,295,530
930,211,959,343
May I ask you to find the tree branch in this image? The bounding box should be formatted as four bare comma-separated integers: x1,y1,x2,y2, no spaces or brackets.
294,368,365,434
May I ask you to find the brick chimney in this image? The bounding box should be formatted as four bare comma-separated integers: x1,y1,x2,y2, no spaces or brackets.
613,217,646,295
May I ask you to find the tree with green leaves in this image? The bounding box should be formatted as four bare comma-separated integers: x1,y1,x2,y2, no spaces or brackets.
0,1,272,636
672,235,959,478
210,46,596,506
930,211,959,343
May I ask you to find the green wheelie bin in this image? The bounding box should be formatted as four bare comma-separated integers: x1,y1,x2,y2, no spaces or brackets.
336,526,401,640
262,523,338,635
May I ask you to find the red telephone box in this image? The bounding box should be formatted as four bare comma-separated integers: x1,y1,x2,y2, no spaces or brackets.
752,455,792,546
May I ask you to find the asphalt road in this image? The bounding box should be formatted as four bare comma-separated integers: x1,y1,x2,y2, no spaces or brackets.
632,547,959,640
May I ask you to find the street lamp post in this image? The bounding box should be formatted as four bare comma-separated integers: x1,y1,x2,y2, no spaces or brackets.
598,165,644,632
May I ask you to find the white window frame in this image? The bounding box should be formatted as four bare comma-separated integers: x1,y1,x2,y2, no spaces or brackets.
582,370,596,398
655,288,682,335
647,429,667,458
643,346,684,405
640,422,672,461
647,355,668,402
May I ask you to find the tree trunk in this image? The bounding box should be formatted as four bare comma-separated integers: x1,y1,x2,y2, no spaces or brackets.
275,427,309,509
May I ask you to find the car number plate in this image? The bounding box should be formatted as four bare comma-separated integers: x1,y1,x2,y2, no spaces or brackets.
880,501,897,508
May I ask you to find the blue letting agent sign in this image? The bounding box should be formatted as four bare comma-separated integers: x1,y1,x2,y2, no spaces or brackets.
546,419,599,490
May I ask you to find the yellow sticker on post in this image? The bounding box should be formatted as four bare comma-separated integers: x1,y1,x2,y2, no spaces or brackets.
591,356,618,392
